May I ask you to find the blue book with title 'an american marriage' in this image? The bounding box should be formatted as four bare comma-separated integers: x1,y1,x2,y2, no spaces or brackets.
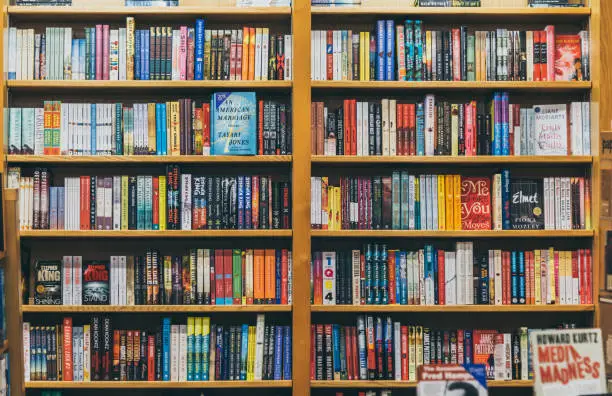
211,92,257,155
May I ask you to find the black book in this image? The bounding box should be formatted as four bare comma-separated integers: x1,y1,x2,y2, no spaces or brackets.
458,103,465,155
277,34,285,80
33,260,62,305
336,252,344,304
484,113,492,155
279,103,288,154
336,106,344,155
510,179,544,230
323,324,333,380
102,316,112,380
260,176,269,229
155,331,162,380
272,181,281,229
436,31,443,80
478,255,489,304
262,325,270,379
282,181,291,229
210,31,218,80
228,177,237,229
268,35,277,80
375,104,382,155
228,326,236,380
139,331,147,380
223,327,231,380
182,255,191,305
270,102,279,154
213,176,222,230
444,31,452,81
461,26,468,80
222,31,230,80
82,260,110,305
171,256,182,304
91,316,101,380
314,325,323,380
512,332,521,379
90,175,97,229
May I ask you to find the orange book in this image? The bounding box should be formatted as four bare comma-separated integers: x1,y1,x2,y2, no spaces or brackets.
52,101,61,155
248,27,256,80
242,26,250,81
63,317,73,381
253,249,265,303
43,101,53,155
445,175,454,231
453,175,462,230
252,176,259,229
264,249,275,303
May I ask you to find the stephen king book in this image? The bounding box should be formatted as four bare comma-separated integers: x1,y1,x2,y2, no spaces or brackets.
460,177,492,230
555,34,582,81
82,260,110,305
510,179,544,230
33,260,62,305
211,92,257,155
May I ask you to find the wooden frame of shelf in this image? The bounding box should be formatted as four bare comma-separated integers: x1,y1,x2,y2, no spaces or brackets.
25,381,293,389
310,304,595,313
311,230,594,238
7,80,292,89
310,380,533,388
19,230,292,238
311,81,591,90
6,155,292,164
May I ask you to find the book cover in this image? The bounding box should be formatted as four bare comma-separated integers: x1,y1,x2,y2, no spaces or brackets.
460,177,491,230
533,104,568,155
555,34,582,81
82,261,110,305
33,260,62,305
472,330,497,379
510,179,545,230
211,92,257,155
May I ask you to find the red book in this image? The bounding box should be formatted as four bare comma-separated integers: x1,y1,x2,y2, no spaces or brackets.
471,101,477,155
351,99,357,156
540,30,548,81
388,251,396,305
544,25,555,81
202,103,210,156
352,327,359,379
465,101,474,156
103,25,110,80
345,327,353,380
147,335,155,381
407,104,416,155
223,249,233,304
400,325,408,380
95,25,103,80
554,34,582,81
473,330,497,378
187,28,195,80
236,31,243,80
310,325,315,380
452,28,461,81
366,318,375,375
460,177,491,230
229,31,237,80
503,251,511,305
534,31,541,81
525,251,532,305
326,31,333,80
572,250,579,304
457,330,464,364
153,176,159,230
281,249,289,304
80,176,90,230
344,100,350,155
214,249,224,305
396,104,403,156
63,317,73,381
586,249,592,304
438,250,445,305
258,100,264,155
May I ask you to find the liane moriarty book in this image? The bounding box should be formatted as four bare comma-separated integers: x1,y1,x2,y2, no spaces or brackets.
211,92,257,155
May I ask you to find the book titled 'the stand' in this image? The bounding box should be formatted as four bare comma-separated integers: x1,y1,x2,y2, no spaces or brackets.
211,92,257,155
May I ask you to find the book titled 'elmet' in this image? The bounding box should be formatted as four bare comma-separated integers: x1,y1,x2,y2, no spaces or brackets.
211,92,257,155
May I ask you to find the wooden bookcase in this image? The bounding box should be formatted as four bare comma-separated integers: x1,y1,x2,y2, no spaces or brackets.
0,0,602,396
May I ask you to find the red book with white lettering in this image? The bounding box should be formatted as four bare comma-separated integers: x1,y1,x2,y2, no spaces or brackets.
214,249,224,305
147,335,155,381
345,327,353,380
326,31,333,80
452,28,461,81
388,252,396,305
586,248,592,304
460,177,491,230
63,317,73,381
401,325,409,380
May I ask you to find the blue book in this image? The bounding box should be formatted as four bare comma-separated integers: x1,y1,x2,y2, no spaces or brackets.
193,321,202,381
89,28,96,80
519,251,526,304
162,318,171,380
372,246,380,304
90,104,96,155
30,328,36,379
143,30,150,80
240,324,248,380
155,103,162,155
49,187,58,228
161,104,167,155
425,245,433,302
216,326,224,377
141,30,147,80
501,92,509,155
273,326,283,380
433,248,439,305
416,102,425,155
57,187,65,229
332,324,340,378
404,20,413,81
211,92,257,155
115,103,123,155
376,20,385,81
365,245,372,304
464,329,473,364
79,39,86,80
501,169,510,230
399,251,407,304
493,92,502,155
395,251,401,304
244,176,252,229
202,323,210,380
385,20,395,81
237,176,244,229
137,177,144,230
71,39,79,79
134,30,141,80
282,326,291,380
380,247,388,304
195,19,205,80
414,20,423,81
511,251,518,304
275,250,282,304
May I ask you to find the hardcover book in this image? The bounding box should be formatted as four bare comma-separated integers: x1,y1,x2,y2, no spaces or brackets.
554,35,583,81
33,260,62,305
211,92,257,155
460,177,491,230
82,260,110,305
472,330,497,379
510,179,544,230
533,104,568,155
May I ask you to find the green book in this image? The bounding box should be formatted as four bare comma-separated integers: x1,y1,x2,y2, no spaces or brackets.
232,249,242,305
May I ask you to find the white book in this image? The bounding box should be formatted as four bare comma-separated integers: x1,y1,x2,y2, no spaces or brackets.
533,104,568,155
73,255,83,305
389,100,397,156
582,101,590,155
203,249,211,303
381,99,389,156
352,250,361,305
113,176,121,230
424,94,435,155
284,34,292,80
261,28,269,80
526,31,533,81
27,178,33,230
419,175,426,229
110,29,119,80
310,31,316,80
63,256,74,305
356,102,362,156
333,31,340,80
408,175,416,230
27,29,35,80
170,324,179,381
543,178,550,230
181,174,192,230
8,28,16,80
494,334,505,380
255,28,262,80
110,256,118,305
494,250,503,305
171,30,180,80
504,333,512,380
23,322,31,380
33,108,44,155
466,242,474,304
456,243,465,305
319,31,326,81
244,249,253,303
63,28,72,80
119,28,127,80
119,256,127,305
288,251,293,305
554,177,561,229
16,29,22,80
445,251,456,305
179,324,187,382
322,251,336,305
254,314,265,380
393,322,401,380
83,325,91,381
570,102,582,155
362,102,369,156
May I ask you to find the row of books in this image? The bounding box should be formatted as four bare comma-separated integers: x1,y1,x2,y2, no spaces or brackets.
8,21,292,81
24,314,291,381
17,168,292,231
311,319,542,381
311,245,592,306
310,173,591,231
311,0,480,6
8,95,292,156
311,23,588,82
311,95,591,156
31,249,292,306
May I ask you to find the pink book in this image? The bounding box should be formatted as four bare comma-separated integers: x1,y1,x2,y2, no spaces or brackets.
230,31,237,80
579,249,585,304
579,178,585,229
103,25,110,80
465,101,474,156
554,251,559,304
236,32,243,81
545,25,555,81
179,26,187,80
95,24,103,80
586,249,592,304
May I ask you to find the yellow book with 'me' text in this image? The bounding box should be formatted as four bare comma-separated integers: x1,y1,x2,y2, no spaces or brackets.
364,32,370,81
359,32,365,81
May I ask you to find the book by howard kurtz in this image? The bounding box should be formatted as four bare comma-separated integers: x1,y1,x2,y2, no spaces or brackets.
211,92,257,155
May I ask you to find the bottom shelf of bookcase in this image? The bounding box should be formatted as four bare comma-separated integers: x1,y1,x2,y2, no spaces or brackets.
25,380,293,389
310,380,532,388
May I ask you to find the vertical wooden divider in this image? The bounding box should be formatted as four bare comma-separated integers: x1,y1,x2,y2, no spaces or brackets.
291,0,311,394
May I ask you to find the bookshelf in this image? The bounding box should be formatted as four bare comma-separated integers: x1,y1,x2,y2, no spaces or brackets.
0,0,603,396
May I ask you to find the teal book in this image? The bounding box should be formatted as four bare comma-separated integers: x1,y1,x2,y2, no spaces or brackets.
211,92,257,155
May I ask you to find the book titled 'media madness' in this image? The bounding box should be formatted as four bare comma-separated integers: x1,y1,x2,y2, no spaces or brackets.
211,92,257,155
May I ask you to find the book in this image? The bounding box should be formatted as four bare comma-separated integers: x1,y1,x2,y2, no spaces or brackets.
33,260,62,305
510,179,544,230
554,34,583,81
82,261,110,305
211,92,257,155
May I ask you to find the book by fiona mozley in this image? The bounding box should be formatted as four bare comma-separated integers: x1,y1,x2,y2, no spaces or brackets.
211,92,257,155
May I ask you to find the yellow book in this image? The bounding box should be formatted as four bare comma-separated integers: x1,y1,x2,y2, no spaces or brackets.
247,326,256,380
549,247,556,304
321,177,329,230
453,175,462,230
187,317,195,380
159,175,167,230
327,185,334,230
148,103,156,154
202,317,211,380
335,186,341,230
445,175,454,230
83,324,90,381
194,317,202,380
359,32,365,81
364,32,370,81
170,101,180,155
438,175,445,230
535,249,541,305
408,326,416,381
121,175,128,230
126,17,135,80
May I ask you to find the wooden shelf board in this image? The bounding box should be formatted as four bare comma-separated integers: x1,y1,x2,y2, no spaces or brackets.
311,230,594,238
311,81,591,90
311,304,595,313
0,341,8,355
8,5,292,17
311,6,590,16
22,305,291,313
25,380,292,389
7,80,292,89
20,230,292,238
7,155,292,164
310,380,532,388
312,155,593,164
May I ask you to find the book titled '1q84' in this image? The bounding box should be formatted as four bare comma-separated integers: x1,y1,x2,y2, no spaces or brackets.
211,92,257,155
